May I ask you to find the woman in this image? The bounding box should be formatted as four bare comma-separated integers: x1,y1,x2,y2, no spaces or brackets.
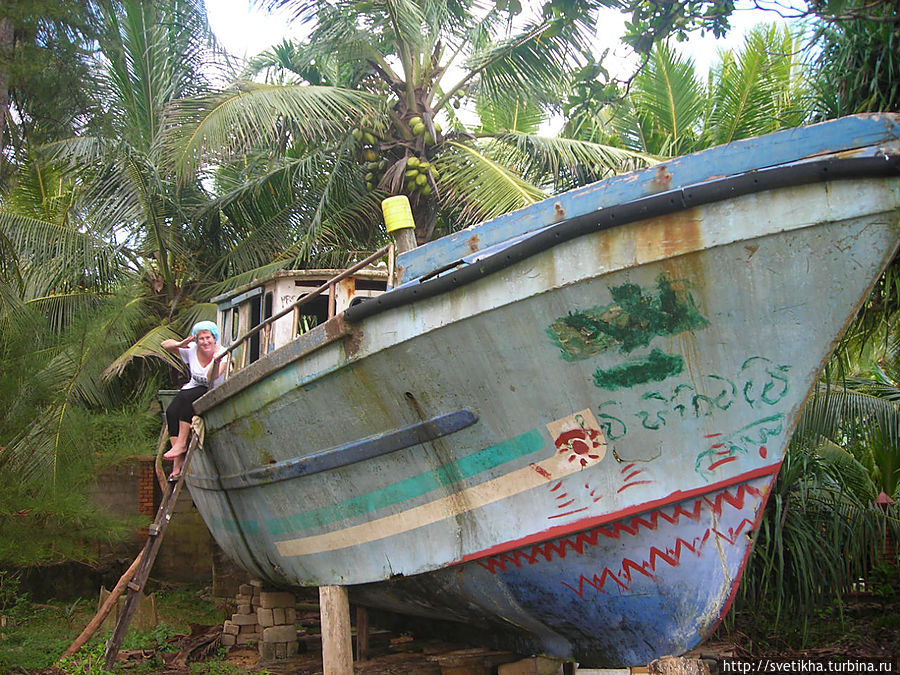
161,321,229,480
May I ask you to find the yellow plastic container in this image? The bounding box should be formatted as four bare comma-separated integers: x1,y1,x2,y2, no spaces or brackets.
382,195,415,233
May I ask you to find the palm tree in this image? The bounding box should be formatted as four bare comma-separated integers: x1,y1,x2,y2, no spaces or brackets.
565,24,810,157
0,0,225,566
162,0,653,251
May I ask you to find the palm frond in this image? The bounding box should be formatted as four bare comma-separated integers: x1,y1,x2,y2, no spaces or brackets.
102,324,185,380
627,41,704,156
162,82,376,179
705,24,809,146
436,140,545,225
487,131,657,190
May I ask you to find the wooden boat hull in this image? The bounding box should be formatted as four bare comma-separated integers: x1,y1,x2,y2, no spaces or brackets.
355,473,773,666
189,117,900,666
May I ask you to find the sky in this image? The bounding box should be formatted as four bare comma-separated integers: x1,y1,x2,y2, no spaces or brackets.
204,0,803,78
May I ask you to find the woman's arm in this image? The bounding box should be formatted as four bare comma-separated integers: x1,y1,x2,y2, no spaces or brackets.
162,335,194,354
206,352,230,384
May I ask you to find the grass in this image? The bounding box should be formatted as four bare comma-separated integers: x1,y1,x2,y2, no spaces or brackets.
0,583,230,675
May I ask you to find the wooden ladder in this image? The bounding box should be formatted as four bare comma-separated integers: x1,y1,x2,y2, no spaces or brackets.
102,429,200,670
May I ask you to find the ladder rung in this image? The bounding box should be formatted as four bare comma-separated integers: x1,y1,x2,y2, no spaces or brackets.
127,581,141,592
147,524,160,536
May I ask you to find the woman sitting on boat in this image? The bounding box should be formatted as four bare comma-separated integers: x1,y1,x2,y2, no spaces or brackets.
161,321,229,480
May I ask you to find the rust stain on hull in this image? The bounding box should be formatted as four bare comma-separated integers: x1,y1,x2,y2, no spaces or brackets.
649,164,673,193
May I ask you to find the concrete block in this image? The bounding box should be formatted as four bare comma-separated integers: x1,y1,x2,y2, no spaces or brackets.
230,613,258,626
257,607,275,627
221,633,236,647
222,621,239,635
284,607,297,624
250,578,264,588
239,584,253,595
236,603,252,615
240,623,260,634
272,608,285,625
263,625,298,643
275,642,287,659
235,593,252,605
287,640,299,657
648,657,709,675
498,656,563,675
259,591,295,609
260,641,277,661
235,633,259,645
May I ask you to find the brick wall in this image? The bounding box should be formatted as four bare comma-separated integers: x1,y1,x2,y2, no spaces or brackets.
90,461,248,589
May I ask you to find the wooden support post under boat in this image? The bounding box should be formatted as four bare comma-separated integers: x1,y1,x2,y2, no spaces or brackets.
319,585,353,675
355,606,369,662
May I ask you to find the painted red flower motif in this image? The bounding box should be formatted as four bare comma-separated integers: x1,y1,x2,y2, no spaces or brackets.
555,428,603,467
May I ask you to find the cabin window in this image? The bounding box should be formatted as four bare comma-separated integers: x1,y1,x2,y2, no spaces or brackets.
296,294,329,337
263,292,274,355
230,308,239,341
355,279,388,292
248,295,262,363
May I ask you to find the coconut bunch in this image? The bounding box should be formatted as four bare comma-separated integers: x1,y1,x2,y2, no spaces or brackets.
352,127,388,192
353,113,443,198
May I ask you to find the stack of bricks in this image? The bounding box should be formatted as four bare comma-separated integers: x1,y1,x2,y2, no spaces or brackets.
221,581,263,647
257,589,300,661
220,580,299,661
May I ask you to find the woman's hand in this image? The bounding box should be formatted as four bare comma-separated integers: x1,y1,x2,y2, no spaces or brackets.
161,334,195,354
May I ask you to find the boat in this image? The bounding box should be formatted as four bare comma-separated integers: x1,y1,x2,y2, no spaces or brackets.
187,114,900,667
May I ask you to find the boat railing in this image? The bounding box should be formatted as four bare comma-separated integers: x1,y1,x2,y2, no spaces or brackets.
215,244,393,380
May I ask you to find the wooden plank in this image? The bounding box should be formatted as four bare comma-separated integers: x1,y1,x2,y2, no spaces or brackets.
319,585,353,675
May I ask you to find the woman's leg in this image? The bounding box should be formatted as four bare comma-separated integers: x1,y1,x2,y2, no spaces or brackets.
171,449,186,478
163,387,207,462
164,419,192,459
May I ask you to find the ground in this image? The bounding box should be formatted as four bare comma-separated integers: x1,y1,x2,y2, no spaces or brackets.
10,592,900,674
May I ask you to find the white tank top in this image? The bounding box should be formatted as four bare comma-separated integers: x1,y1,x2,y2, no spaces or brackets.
178,342,226,389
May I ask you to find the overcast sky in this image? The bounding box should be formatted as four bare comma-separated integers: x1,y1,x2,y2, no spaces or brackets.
204,0,803,78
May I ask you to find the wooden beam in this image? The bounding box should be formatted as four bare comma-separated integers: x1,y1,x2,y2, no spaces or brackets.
355,606,369,662
319,585,353,675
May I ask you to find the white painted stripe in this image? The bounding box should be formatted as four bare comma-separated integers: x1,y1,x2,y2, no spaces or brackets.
275,443,603,557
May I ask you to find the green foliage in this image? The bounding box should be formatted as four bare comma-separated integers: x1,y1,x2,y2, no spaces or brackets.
734,444,888,632
168,0,663,247
0,569,28,618
569,24,810,158
59,641,115,675
809,0,900,118
0,299,159,566
189,654,250,675
0,0,100,184
1,598,92,673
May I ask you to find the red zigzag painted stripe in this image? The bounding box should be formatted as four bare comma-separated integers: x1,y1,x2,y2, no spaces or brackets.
561,517,758,598
477,484,762,574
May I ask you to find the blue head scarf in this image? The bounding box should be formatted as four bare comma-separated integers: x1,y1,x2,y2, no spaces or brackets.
191,320,219,341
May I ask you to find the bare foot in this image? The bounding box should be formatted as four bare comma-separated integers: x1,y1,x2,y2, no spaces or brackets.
163,444,185,459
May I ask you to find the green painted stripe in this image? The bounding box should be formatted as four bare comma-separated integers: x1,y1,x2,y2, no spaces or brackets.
265,429,545,536
212,516,259,535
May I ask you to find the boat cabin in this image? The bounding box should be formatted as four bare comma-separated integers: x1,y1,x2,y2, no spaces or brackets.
211,266,389,366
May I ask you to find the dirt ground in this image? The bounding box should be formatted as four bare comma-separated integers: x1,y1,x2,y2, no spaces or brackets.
24,596,900,675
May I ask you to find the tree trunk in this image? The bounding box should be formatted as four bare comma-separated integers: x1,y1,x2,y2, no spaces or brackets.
0,16,13,154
